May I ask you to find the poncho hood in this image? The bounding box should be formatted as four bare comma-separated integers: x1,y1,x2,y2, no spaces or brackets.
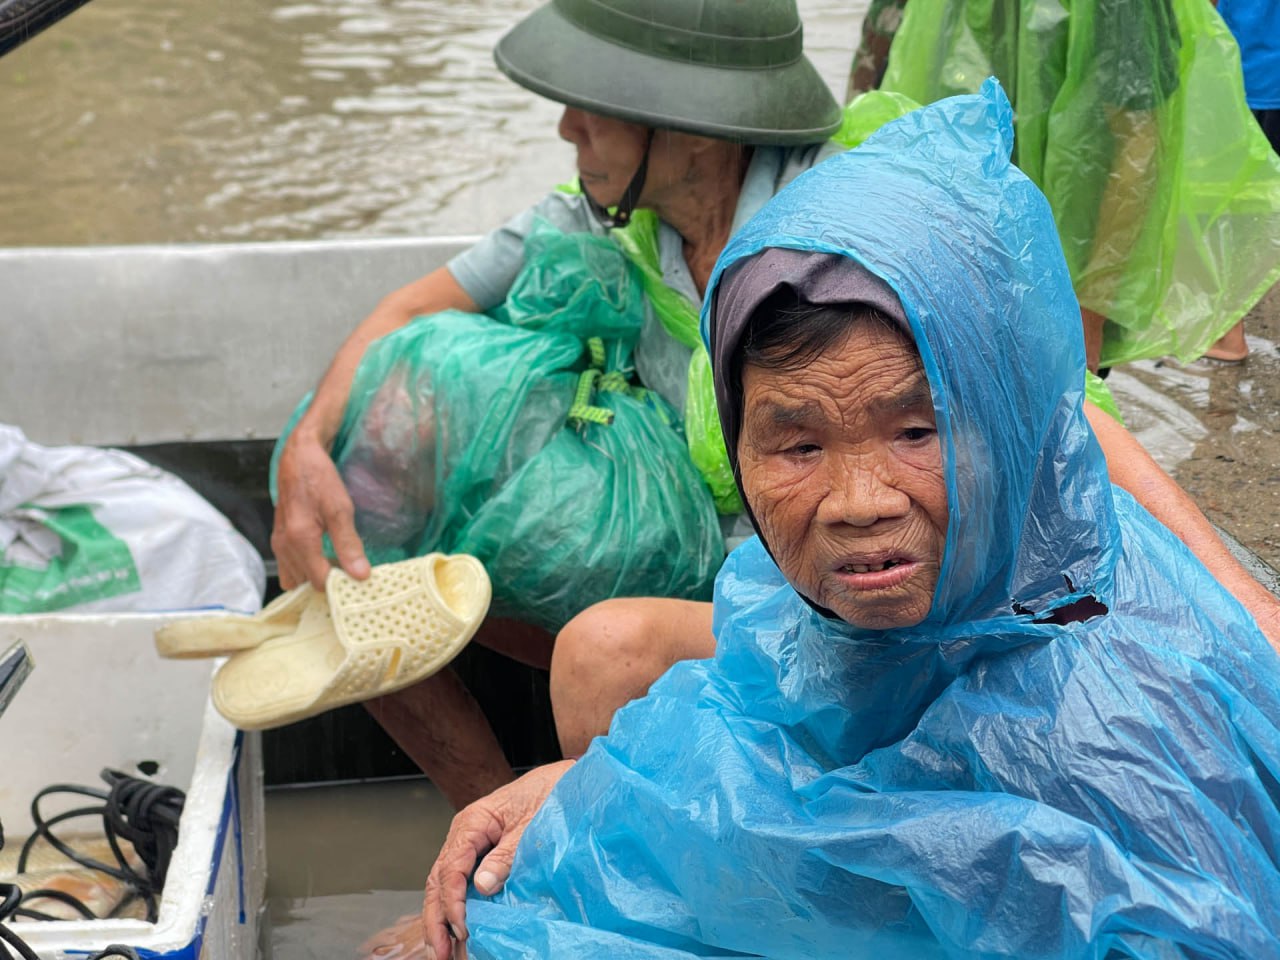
704,77,1117,637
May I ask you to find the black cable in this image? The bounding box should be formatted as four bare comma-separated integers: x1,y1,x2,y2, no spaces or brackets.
0,922,41,960
100,770,184,893
1,880,142,959
0,886,20,923
20,785,110,869
0,771,184,960
12,888,97,921
20,800,133,883
0,926,140,960
12,770,185,924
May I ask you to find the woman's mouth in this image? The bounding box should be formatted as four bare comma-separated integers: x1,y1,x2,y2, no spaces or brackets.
834,559,918,589
840,560,904,574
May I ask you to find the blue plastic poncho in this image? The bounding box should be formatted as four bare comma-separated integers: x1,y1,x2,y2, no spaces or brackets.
464,81,1280,958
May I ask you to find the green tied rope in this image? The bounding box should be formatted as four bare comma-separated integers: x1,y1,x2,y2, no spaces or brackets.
568,337,617,427
598,370,633,394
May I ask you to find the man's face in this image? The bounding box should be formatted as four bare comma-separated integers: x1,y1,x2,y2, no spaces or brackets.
557,107,652,209
738,322,948,630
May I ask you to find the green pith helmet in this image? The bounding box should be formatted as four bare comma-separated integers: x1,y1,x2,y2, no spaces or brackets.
494,0,843,146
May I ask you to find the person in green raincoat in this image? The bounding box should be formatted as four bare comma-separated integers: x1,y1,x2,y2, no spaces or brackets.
857,0,1280,371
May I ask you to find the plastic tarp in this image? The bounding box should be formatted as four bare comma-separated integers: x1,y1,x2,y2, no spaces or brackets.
464,82,1280,957
274,224,722,631
881,0,1280,368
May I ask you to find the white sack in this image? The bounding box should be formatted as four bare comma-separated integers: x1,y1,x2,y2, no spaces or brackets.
0,424,264,613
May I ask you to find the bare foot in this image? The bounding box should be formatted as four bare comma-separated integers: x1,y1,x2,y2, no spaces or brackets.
358,913,430,960
1204,320,1248,362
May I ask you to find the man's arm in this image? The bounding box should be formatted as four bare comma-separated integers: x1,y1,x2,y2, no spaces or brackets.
1086,402,1280,650
271,266,478,591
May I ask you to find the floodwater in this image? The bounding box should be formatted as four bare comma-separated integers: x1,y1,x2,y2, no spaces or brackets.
263,778,454,959
0,0,567,245
0,0,867,246
3,0,1279,956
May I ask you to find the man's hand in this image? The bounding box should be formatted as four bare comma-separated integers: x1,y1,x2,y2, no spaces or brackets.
270,267,477,592
271,431,371,590
422,760,574,960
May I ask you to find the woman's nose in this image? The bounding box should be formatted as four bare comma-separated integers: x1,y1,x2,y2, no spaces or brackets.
816,456,910,528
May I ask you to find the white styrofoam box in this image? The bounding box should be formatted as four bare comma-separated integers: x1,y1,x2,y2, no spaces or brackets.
0,613,264,960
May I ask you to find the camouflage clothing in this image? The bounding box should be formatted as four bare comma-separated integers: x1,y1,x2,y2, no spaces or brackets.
846,0,909,98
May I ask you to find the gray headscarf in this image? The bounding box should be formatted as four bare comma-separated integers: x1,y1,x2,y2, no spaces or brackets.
708,247,910,475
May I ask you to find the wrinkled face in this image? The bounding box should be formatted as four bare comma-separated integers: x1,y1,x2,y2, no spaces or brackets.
557,107,653,209
738,322,948,630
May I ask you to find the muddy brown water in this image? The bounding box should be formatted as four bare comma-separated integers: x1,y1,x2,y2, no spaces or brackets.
0,0,568,244
263,779,453,958
0,0,866,246
3,0,1279,956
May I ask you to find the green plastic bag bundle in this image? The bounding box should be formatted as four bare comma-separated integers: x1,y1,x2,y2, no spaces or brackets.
274,223,723,631
881,0,1280,367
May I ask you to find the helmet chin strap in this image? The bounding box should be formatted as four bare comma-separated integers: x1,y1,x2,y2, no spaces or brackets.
582,128,655,229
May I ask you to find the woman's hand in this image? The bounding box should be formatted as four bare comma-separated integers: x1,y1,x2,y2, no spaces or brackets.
422,760,574,960
271,431,371,590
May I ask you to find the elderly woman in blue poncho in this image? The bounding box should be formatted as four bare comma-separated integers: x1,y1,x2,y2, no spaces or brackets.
417,82,1280,959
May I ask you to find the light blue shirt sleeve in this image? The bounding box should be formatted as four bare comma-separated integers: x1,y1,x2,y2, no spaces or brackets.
446,191,603,310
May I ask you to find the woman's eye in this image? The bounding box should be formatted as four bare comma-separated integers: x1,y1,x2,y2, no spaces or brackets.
900,427,936,443
786,442,821,456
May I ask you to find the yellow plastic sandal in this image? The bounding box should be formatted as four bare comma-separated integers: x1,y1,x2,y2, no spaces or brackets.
208,554,490,731
154,583,321,659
